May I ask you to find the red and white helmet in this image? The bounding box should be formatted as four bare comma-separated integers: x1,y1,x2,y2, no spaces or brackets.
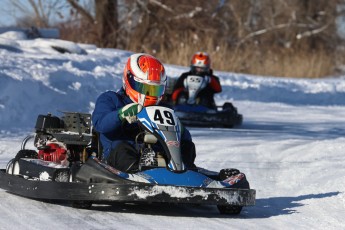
123,53,167,106
191,51,211,73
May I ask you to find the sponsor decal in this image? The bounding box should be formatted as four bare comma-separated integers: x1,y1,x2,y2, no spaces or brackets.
93,157,122,175
201,177,214,187
166,140,180,147
223,173,245,185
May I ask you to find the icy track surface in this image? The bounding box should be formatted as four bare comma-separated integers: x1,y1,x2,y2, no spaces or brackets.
1,102,344,230
0,32,345,229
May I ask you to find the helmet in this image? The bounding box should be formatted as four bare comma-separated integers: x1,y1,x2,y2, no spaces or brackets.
190,52,211,74
123,53,167,106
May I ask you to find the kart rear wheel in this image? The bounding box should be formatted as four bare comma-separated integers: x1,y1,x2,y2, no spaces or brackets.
6,159,14,174
7,150,38,175
14,149,38,160
6,159,21,175
217,205,242,215
13,161,20,175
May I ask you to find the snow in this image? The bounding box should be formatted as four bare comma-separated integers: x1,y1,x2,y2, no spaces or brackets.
130,186,205,199
1,33,345,229
39,171,50,181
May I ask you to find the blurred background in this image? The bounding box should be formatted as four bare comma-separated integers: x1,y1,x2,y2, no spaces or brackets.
1,0,345,78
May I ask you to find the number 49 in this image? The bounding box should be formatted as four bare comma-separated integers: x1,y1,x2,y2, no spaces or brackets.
154,110,175,125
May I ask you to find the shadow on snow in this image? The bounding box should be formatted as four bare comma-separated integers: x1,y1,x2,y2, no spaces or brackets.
246,192,340,218
2,191,340,219
70,192,341,219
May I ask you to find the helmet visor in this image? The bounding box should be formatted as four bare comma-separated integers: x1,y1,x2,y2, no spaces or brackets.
128,76,166,97
191,66,209,75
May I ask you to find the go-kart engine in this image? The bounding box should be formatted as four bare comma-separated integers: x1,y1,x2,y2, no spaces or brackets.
37,142,67,164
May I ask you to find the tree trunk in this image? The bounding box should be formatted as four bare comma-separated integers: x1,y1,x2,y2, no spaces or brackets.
95,0,118,47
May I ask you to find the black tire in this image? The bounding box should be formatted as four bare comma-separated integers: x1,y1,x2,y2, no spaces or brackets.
6,159,20,175
5,159,15,174
218,168,250,189
222,102,236,112
218,168,240,181
8,150,38,176
223,102,238,114
217,168,248,214
217,205,243,215
15,149,38,160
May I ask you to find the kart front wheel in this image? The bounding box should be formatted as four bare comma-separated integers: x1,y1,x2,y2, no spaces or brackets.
222,102,236,112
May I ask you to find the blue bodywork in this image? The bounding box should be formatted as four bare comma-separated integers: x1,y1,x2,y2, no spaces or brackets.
138,168,212,187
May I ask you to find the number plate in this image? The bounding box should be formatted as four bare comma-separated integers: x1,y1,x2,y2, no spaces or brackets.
145,106,177,127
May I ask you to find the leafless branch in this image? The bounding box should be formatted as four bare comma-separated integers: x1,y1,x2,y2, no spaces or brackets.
238,23,293,45
66,0,94,24
10,1,27,13
170,7,202,20
149,0,173,13
296,22,331,39
136,0,151,14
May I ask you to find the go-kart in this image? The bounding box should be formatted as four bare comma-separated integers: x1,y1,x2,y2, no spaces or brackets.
0,107,254,214
166,75,243,128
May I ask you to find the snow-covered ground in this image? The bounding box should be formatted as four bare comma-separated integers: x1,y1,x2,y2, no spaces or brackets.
0,31,345,229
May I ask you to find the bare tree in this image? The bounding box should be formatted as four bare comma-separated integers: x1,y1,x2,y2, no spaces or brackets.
65,0,118,47
228,0,340,49
95,0,118,47
4,0,67,27
3,0,342,77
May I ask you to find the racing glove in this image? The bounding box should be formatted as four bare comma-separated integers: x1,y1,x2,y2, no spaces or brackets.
118,103,143,124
